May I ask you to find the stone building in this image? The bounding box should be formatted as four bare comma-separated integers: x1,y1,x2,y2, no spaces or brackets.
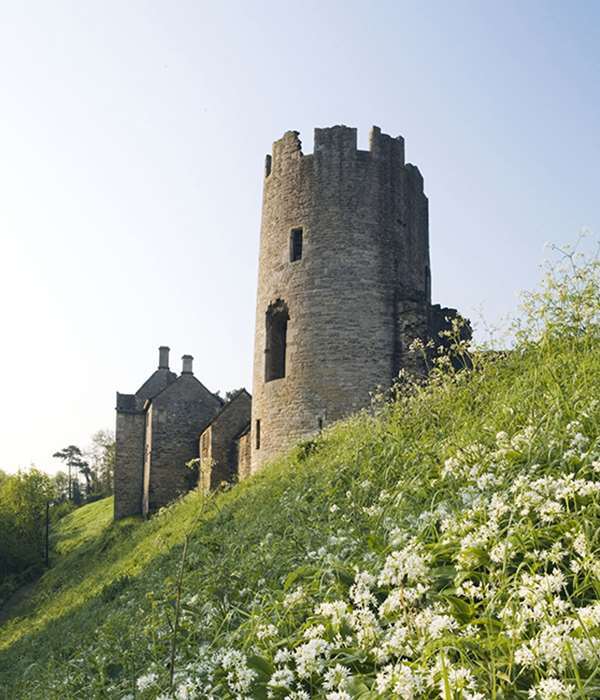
114,123,468,517
198,389,252,494
141,355,223,515
114,348,225,519
114,346,177,519
250,125,467,471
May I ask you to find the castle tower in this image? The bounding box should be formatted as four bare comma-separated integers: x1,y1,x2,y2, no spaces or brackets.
251,125,432,472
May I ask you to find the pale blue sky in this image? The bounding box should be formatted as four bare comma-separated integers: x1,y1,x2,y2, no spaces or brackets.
1,1,599,473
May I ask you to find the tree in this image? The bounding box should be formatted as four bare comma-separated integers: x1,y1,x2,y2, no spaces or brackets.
52,471,70,501
85,430,115,495
225,388,245,402
0,468,56,578
52,445,88,501
79,463,93,496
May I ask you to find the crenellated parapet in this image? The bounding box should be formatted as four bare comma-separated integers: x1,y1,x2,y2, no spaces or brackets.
265,125,413,182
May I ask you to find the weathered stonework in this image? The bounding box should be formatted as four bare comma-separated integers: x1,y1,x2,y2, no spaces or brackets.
198,389,252,493
114,347,177,519
142,357,222,515
235,427,252,482
114,348,224,520
114,122,468,516
251,125,467,472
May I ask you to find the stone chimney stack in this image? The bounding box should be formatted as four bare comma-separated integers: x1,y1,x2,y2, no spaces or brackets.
181,355,193,375
158,346,170,370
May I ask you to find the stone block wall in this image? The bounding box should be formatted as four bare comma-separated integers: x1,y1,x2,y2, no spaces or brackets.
142,374,221,515
236,429,252,482
114,349,177,520
198,390,252,493
251,125,431,471
114,397,145,519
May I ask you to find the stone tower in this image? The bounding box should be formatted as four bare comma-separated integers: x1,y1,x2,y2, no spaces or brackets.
251,125,440,472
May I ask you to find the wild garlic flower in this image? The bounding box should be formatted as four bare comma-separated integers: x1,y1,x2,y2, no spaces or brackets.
256,622,278,640
136,672,158,691
293,637,330,678
378,542,430,587
375,662,424,698
316,600,348,627
267,667,294,690
323,664,350,691
527,677,575,699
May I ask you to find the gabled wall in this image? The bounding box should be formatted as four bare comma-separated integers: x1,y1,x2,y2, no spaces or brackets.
142,375,222,515
198,390,252,494
114,361,177,520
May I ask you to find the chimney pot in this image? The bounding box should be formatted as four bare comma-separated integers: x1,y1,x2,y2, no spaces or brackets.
158,346,170,370
181,354,193,375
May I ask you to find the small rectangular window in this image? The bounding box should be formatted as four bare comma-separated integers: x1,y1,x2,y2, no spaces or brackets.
290,228,303,262
255,419,261,450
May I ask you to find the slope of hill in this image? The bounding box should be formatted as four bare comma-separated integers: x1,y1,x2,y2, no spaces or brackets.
1,257,599,699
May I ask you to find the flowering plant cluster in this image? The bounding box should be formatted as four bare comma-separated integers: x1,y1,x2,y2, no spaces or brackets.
1,248,599,700
127,411,600,699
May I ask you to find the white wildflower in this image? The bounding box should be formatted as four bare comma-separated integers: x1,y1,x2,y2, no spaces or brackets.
528,677,575,699
316,600,348,626
375,662,423,698
268,667,295,690
573,532,588,558
379,542,430,587
136,673,158,692
303,624,326,640
283,586,305,608
274,648,292,665
323,664,350,691
349,571,376,607
293,637,330,678
257,622,278,640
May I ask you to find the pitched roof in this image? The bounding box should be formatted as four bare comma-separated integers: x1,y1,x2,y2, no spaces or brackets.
200,388,252,432
143,372,224,409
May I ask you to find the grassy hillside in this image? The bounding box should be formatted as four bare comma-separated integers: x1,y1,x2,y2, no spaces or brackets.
1,255,599,699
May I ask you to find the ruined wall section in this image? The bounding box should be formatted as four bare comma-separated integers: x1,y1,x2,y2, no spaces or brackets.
251,125,431,471
142,375,221,515
236,429,252,482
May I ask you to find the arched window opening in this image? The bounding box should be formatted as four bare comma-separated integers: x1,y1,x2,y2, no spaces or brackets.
265,299,289,382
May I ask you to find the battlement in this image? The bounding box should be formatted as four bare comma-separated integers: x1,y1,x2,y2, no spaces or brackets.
266,125,407,177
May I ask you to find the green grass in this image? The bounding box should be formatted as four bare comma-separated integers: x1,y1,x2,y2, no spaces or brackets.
1,254,599,699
